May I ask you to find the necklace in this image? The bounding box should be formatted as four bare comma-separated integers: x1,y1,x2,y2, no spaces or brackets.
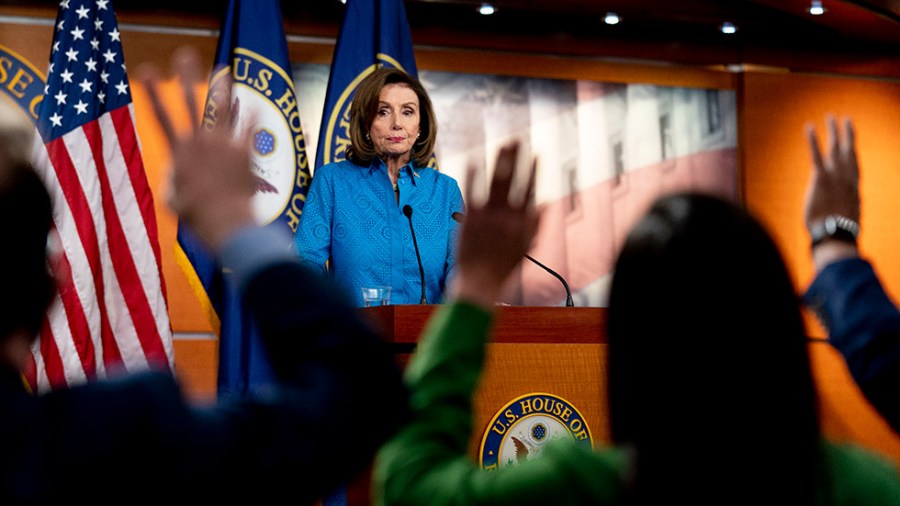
392,183,399,192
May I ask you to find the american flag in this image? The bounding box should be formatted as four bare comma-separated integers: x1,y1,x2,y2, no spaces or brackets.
25,0,174,392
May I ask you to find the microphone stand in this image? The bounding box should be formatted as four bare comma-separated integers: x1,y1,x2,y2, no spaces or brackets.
525,254,575,307
402,205,428,304
452,211,574,307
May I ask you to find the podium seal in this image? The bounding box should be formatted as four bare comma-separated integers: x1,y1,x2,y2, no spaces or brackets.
479,392,593,471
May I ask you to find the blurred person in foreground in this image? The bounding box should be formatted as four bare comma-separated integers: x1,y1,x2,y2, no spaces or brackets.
295,67,463,307
803,115,900,433
0,49,408,504
373,142,900,505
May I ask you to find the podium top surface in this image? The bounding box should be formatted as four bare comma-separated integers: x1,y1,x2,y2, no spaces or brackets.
360,304,606,344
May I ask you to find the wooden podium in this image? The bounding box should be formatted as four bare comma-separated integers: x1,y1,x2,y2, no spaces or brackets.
341,305,900,506
340,304,610,506
335,304,900,505
359,303,611,461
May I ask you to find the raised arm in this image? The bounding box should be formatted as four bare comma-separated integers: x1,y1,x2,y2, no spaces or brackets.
375,145,626,505
803,115,900,433
137,47,410,501
450,144,538,309
374,143,545,506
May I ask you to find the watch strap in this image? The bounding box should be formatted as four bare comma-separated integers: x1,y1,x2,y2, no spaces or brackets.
810,215,859,247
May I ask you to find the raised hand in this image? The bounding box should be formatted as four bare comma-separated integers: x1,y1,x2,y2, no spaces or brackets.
804,115,861,269
804,115,860,230
451,142,539,308
136,47,256,251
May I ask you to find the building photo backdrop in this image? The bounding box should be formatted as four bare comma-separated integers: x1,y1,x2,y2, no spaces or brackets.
294,64,738,307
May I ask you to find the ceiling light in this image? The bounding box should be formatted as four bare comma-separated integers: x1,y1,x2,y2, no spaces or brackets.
478,3,496,15
808,0,825,15
604,12,620,25
720,22,737,34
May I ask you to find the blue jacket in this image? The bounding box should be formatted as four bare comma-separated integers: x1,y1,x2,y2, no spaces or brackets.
805,257,900,433
295,158,463,307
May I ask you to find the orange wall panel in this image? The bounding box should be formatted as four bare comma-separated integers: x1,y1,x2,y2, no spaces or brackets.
173,338,218,402
741,72,900,310
811,341,900,463
741,71,900,463
131,79,217,333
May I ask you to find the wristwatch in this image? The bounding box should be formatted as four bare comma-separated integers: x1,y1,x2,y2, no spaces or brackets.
810,214,859,247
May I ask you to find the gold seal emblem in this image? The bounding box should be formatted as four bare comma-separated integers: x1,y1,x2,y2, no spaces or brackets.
479,392,593,471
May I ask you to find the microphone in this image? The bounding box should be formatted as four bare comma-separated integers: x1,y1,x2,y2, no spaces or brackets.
524,254,575,307
450,212,574,307
402,204,428,304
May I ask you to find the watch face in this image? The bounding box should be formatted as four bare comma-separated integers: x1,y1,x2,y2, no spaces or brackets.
812,215,858,247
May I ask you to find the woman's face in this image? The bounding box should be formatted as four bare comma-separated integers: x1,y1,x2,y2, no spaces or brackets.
369,83,420,162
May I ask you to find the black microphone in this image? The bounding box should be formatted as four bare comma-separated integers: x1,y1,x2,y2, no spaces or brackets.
451,212,574,307
524,254,575,307
402,204,428,304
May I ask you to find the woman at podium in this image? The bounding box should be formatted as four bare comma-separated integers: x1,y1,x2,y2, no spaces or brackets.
295,68,463,307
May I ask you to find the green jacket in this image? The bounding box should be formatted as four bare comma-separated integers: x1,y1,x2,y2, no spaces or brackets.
374,302,900,505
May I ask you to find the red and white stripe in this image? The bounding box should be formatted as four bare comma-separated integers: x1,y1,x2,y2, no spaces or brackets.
25,104,173,392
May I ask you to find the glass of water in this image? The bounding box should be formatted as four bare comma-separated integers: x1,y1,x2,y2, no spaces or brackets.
361,286,391,307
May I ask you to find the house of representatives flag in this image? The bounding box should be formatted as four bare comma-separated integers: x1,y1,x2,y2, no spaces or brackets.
176,0,311,396
314,2,419,504
27,0,174,392
316,0,419,170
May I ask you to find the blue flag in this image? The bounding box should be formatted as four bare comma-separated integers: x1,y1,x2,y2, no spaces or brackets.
313,1,418,504
176,0,311,396
315,0,419,170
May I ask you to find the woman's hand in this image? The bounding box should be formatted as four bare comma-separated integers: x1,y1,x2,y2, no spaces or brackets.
451,142,539,309
804,115,861,270
804,115,860,229
136,47,256,252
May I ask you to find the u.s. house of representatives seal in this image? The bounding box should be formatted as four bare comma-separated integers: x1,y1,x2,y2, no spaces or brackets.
480,392,593,471
0,44,46,123
203,47,311,232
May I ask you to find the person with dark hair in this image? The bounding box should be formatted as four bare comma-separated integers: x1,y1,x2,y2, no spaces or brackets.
0,52,409,503
373,142,900,504
606,192,821,504
0,161,55,367
803,115,900,433
295,67,463,306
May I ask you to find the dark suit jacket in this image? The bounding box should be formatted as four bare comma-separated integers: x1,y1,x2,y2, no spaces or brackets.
0,259,409,504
